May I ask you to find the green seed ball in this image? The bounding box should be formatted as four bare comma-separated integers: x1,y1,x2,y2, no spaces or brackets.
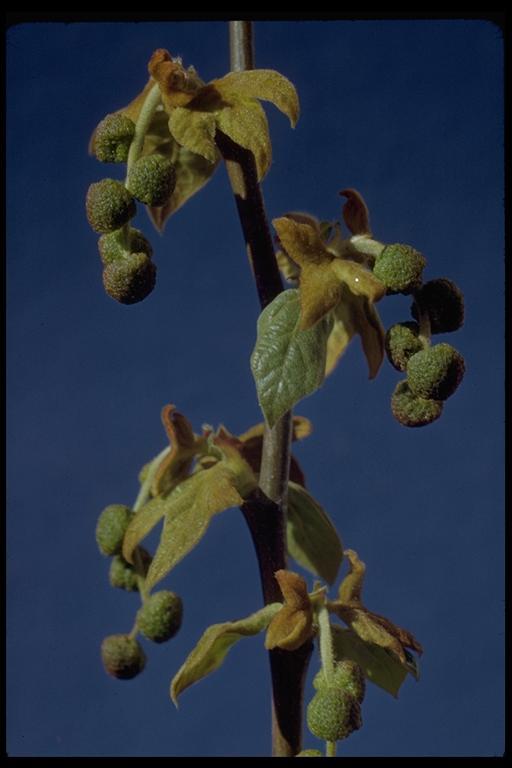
102,252,156,305
93,113,136,163
296,750,323,757
373,243,426,294
307,689,361,742
101,634,146,680
385,321,424,372
127,154,176,206
391,380,443,428
313,661,366,703
411,278,465,334
96,504,133,556
86,179,136,233
407,343,465,400
109,549,152,591
136,590,183,643
98,228,153,266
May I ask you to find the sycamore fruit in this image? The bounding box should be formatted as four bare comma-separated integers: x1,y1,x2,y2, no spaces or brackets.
127,154,176,206
98,227,153,266
307,688,362,742
391,380,443,427
102,252,156,305
373,243,426,294
136,590,183,643
407,343,465,401
412,278,465,334
101,634,146,680
93,113,136,163
385,321,424,372
86,179,136,233
313,660,366,704
109,549,152,592
95,504,133,556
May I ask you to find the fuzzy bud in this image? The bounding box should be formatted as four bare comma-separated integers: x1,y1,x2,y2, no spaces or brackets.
391,380,443,428
86,179,136,233
385,321,424,372
93,113,136,163
407,343,465,401
127,154,176,206
101,634,146,680
95,504,133,556
313,660,366,704
307,689,362,742
411,278,464,334
109,549,152,591
98,228,153,266
136,590,183,643
102,252,156,305
373,243,426,294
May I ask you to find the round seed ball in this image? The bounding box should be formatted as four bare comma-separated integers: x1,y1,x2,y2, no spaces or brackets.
407,343,465,400
101,634,146,680
391,380,443,428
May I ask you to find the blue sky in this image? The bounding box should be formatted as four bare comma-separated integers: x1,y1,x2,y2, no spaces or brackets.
6,19,504,757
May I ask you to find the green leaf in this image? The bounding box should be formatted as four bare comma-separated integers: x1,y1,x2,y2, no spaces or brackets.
168,106,218,163
331,625,415,698
250,289,331,427
170,603,282,705
214,69,300,128
216,97,271,181
122,495,168,565
145,463,244,591
286,481,343,585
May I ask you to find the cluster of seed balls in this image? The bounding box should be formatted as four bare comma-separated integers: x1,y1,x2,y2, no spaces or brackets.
370,244,465,427
296,660,365,754
96,504,183,680
86,113,177,304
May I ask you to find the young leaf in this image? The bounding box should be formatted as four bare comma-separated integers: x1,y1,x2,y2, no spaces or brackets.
170,603,282,705
122,495,169,565
145,462,246,591
325,289,385,379
250,289,331,427
286,481,343,585
339,189,372,236
168,107,218,163
213,69,300,128
216,98,272,180
331,625,412,698
265,571,314,651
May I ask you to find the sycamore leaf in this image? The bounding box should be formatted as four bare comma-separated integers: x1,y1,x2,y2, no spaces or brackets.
250,289,331,427
337,548,366,604
122,491,178,565
265,571,314,651
287,481,343,585
238,415,312,443
331,625,413,698
216,98,271,181
171,602,282,705
330,258,385,304
339,188,372,236
145,462,246,591
324,304,355,376
148,49,204,110
168,106,218,163
152,405,206,496
213,69,299,128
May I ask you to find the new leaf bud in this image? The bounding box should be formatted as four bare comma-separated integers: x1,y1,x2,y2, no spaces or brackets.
136,590,183,643
98,228,153,265
95,504,133,556
86,179,136,233
407,343,465,400
101,634,146,680
411,278,465,334
109,549,152,592
373,243,426,294
127,154,176,206
313,660,366,703
391,380,443,428
307,689,362,742
385,321,424,371
93,113,136,163
102,252,156,305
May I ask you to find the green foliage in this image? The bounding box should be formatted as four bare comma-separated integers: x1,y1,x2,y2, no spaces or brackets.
412,278,464,334
307,688,361,742
287,481,343,585
98,227,152,265
373,243,426,294
101,634,146,680
128,154,176,206
391,380,443,428
406,343,465,401
86,179,136,233
93,113,136,163
102,252,156,305
296,749,323,757
136,590,183,643
96,504,133,556
385,321,423,372
251,289,331,427
109,549,151,591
